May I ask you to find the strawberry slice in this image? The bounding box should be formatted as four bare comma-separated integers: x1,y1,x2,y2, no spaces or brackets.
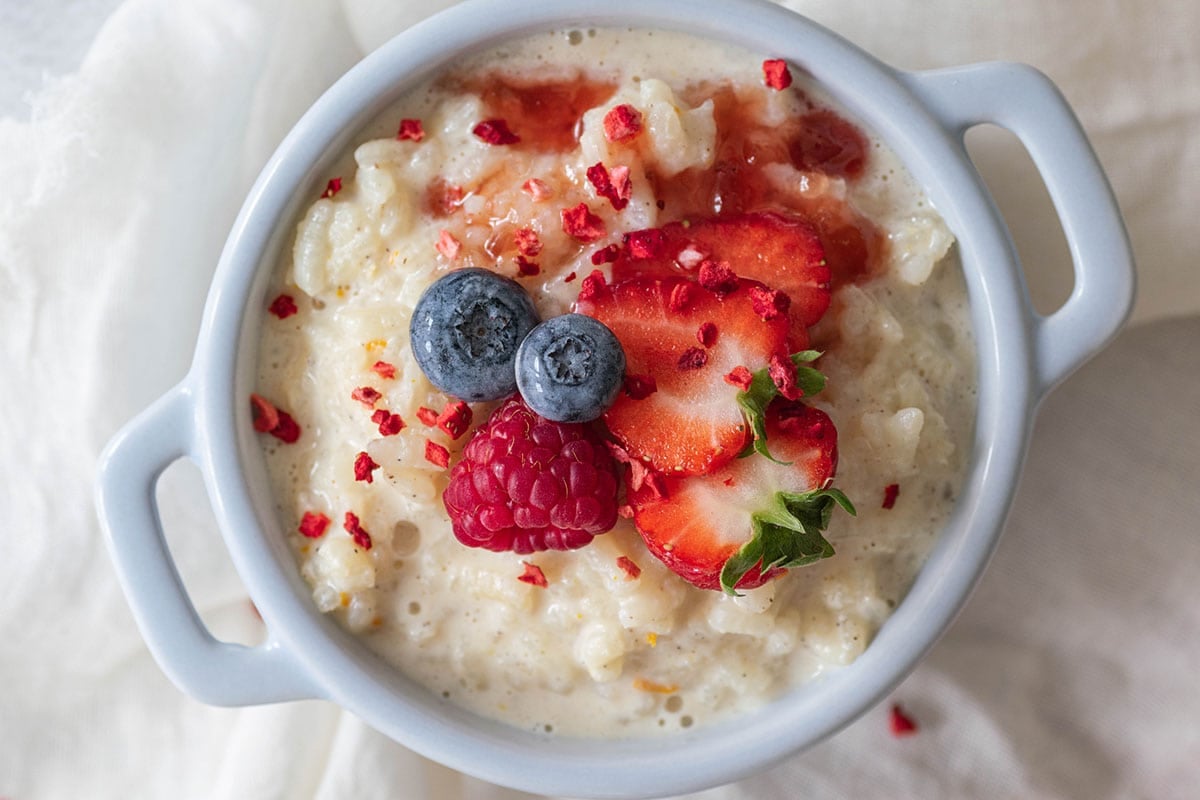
577,276,789,476
612,212,831,347
629,401,853,593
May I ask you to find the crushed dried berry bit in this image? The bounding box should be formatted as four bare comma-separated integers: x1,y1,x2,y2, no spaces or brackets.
354,451,379,483
298,511,330,539
576,269,610,302
343,511,372,550
883,483,900,510
618,504,634,519
626,228,667,260
425,439,450,468
351,386,382,408
321,177,343,198
436,400,472,439
768,353,803,400
697,322,718,347
678,347,709,370
522,178,553,201
518,561,549,588
668,282,694,313
603,104,643,143
697,260,739,295
561,202,606,242
371,361,397,380
416,406,439,427
644,472,668,500
514,227,542,257
606,440,657,494
724,365,754,391
586,162,631,211
396,118,425,141
268,294,298,319
250,393,280,433
591,244,621,265
564,271,577,282
623,373,658,399
633,677,678,694
616,555,642,580
372,409,405,436
473,118,520,145
270,411,301,443
889,703,918,736
749,285,792,320
516,256,541,277
436,229,461,260
763,58,793,90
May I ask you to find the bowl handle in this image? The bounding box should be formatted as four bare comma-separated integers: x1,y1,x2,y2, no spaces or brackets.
95,382,317,705
904,62,1136,395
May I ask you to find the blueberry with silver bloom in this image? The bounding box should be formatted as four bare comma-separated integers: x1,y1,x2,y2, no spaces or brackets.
516,314,626,423
410,268,539,402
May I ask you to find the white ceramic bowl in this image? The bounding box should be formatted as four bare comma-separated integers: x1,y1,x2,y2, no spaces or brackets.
95,1,1134,797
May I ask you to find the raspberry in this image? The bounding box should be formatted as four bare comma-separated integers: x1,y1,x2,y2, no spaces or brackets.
442,395,619,553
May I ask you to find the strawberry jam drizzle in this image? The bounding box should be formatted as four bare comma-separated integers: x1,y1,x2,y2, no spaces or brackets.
454,73,617,152
657,84,883,288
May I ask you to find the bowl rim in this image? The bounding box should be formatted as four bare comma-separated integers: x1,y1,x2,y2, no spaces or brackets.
190,0,1032,796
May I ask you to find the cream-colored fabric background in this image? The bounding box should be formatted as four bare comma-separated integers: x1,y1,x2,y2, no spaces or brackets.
1,1,1197,798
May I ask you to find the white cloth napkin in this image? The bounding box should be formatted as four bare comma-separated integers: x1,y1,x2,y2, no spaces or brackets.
1,0,1197,798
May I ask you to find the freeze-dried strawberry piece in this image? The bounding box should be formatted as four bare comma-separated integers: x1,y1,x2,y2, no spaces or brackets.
354,451,379,483
623,374,657,399
268,294,298,319
604,104,643,143
667,282,694,313
518,561,548,588
882,483,900,510
616,556,641,580
889,703,918,736
372,361,397,380
343,511,372,550
372,409,405,436
697,322,718,347
561,203,606,242
298,511,330,539
516,256,540,277
591,244,620,265
473,118,520,145
698,260,739,296
514,227,542,257
396,118,425,141
436,400,472,439
522,178,553,201
250,393,280,433
587,163,631,211
321,177,342,198
425,439,450,468
417,406,439,426
763,58,793,90
270,411,301,443
436,229,461,260
564,271,577,283
749,285,791,321
351,386,382,408
768,353,803,400
626,229,667,260
724,366,754,391
576,269,609,303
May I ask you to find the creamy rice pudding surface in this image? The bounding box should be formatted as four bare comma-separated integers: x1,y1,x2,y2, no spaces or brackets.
254,28,975,736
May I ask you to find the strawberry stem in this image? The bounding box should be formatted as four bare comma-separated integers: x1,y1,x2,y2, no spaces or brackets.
719,485,856,595
735,350,826,464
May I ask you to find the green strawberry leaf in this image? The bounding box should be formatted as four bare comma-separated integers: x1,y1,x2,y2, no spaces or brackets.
719,485,857,596
735,350,826,464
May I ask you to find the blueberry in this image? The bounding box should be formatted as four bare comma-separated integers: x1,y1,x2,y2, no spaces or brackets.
516,314,626,423
410,268,539,402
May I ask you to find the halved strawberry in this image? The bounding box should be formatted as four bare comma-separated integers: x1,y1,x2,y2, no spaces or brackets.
629,401,853,593
576,276,789,476
612,212,831,347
